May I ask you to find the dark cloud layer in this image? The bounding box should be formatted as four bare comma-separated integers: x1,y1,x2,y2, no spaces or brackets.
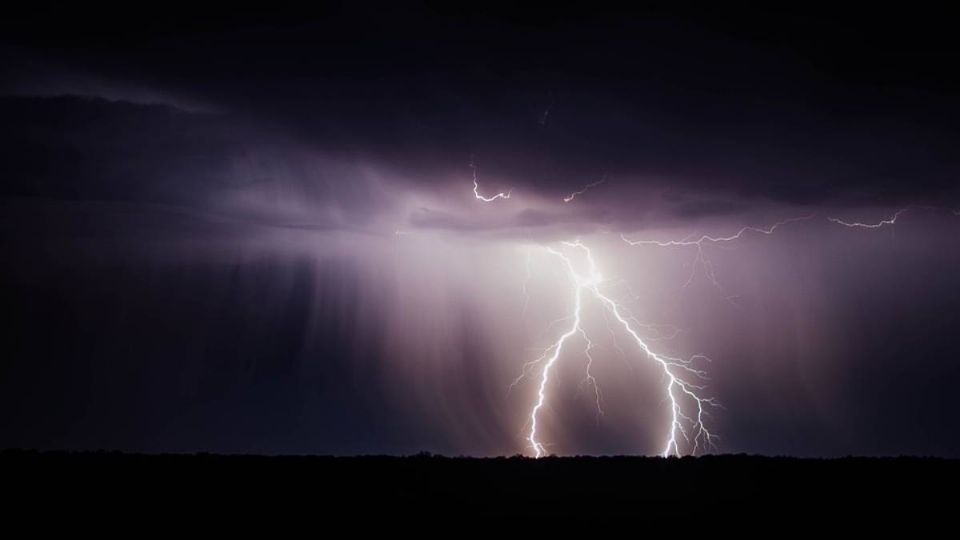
4,5,960,211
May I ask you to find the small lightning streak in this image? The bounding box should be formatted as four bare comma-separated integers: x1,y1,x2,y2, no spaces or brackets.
539,95,555,127
620,216,813,288
523,242,717,457
563,176,607,203
520,250,533,318
471,162,512,202
577,327,603,422
621,215,813,248
827,208,909,229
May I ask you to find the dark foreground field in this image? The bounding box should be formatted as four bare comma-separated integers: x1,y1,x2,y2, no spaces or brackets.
2,450,957,522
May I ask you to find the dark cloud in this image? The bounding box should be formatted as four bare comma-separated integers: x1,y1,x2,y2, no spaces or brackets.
4,5,960,213
669,200,746,219
0,96,239,203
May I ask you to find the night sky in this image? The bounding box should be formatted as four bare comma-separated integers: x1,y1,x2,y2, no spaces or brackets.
2,4,959,456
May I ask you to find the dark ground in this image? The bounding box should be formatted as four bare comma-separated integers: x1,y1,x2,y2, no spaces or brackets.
2,450,957,523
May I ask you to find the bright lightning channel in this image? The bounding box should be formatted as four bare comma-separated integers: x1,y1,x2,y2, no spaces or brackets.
523,241,718,458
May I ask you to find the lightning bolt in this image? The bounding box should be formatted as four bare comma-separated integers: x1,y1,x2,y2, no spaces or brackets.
522,241,717,458
525,260,583,457
562,176,607,203
517,206,956,457
471,161,512,202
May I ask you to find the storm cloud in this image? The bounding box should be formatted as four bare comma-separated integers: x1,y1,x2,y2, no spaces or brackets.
2,5,959,456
